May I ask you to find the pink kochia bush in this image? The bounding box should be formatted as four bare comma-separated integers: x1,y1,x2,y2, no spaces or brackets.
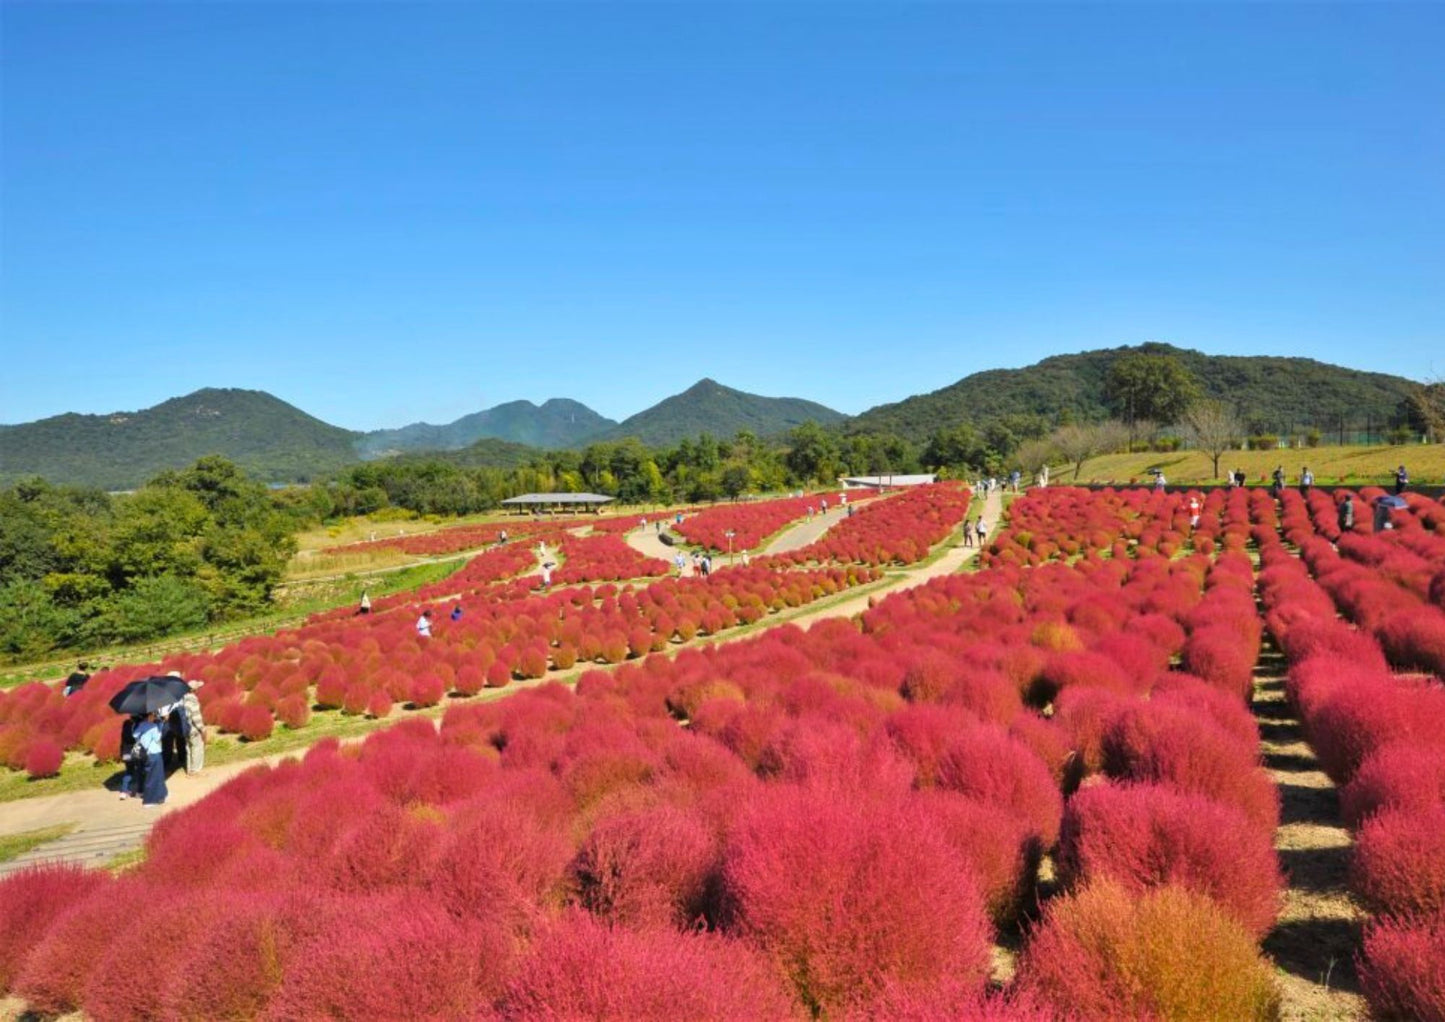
720,784,992,1015
1056,781,1283,937
1358,912,1445,1022
1350,806,1445,918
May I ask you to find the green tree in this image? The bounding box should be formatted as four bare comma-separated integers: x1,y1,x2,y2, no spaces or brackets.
784,422,839,483
1105,352,1202,437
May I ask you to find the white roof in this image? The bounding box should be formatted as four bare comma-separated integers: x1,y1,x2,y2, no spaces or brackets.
500,492,615,505
839,474,937,487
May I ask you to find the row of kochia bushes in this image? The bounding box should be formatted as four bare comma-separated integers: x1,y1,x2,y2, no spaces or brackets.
0,484,973,781
1260,502,1445,1019
674,492,852,552
0,537,1286,1019
0,565,876,780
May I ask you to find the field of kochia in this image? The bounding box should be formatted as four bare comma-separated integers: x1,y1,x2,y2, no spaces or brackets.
2,482,1444,1019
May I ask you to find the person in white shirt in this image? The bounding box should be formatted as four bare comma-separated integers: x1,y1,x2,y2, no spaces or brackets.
416,610,433,638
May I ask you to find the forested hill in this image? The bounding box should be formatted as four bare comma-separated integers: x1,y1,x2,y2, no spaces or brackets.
0,388,360,490
356,398,615,458
590,378,846,447
849,343,1419,443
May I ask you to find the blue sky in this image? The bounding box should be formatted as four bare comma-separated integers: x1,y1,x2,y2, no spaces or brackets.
2,2,1442,431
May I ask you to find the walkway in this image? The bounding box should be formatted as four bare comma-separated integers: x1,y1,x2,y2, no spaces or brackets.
0,490,1002,871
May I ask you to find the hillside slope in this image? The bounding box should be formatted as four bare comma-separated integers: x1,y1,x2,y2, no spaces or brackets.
850,343,1417,443
590,378,846,447
0,389,360,489
357,398,615,457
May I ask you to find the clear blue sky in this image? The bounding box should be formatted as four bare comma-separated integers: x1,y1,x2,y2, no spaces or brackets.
2,2,1442,431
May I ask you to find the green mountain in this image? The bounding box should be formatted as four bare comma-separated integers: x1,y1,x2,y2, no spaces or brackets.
849,343,1419,443
590,378,846,447
357,398,615,458
389,436,543,470
0,388,360,490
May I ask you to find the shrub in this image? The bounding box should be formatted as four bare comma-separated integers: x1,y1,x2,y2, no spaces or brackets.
552,642,578,670
901,651,958,703
275,694,310,729
1358,912,1445,1022
1101,701,1279,833
0,865,110,989
410,673,446,708
720,785,991,1015
1311,676,1445,784
23,738,63,779
237,705,274,742
268,894,514,1019
1342,743,1445,828
914,790,1041,927
486,660,513,688
1017,881,1280,1021
501,910,804,1020
1181,625,1258,702
1379,606,1445,675
365,691,393,719
14,878,153,1014
1056,781,1283,937
1351,807,1445,918
571,803,718,929
935,724,1063,848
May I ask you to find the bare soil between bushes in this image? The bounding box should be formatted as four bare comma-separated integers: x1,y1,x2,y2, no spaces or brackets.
1254,655,1367,1021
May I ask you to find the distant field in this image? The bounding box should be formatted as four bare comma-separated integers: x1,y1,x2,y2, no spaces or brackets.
1062,444,1445,486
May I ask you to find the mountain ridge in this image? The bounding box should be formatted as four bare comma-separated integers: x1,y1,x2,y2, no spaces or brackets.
586,378,847,446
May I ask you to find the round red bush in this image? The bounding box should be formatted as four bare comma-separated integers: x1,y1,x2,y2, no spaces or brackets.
571,803,718,929
237,705,274,742
1057,781,1283,937
1341,742,1445,828
1350,806,1445,918
1358,911,1445,1022
0,864,111,989
23,738,63,779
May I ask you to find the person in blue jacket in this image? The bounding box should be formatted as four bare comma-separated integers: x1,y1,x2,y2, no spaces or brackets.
134,711,167,807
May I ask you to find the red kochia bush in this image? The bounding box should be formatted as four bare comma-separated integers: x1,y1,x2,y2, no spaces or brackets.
720,785,992,1015
1350,806,1445,918
267,894,514,1019
1310,676,1445,784
501,910,804,1021
1017,881,1281,1021
0,865,111,989
936,723,1064,847
1181,625,1258,702
22,738,63,779
1056,781,1283,938
1341,743,1445,828
14,878,154,1014
1101,701,1279,833
1358,911,1445,1022
571,803,718,929
237,705,274,742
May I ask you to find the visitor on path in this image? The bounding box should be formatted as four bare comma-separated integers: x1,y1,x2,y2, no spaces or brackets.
673,552,686,576
450,604,464,622
63,661,91,697
1152,471,1166,491
1233,468,1246,488
118,714,143,799
1188,498,1201,529
159,690,185,773
839,493,848,507
1300,467,1314,496
498,529,508,546
358,591,371,615
975,519,988,545
1338,494,1355,533
181,680,206,775
1010,470,1021,492
741,551,750,567
540,562,554,589
676,512,683,525
1395,465,1409,495
701,555,712,578
962,522,974,548
416,610,433,638
820,499,828,515
846,504,855,518
1271,466,1285,498
135,712,167,807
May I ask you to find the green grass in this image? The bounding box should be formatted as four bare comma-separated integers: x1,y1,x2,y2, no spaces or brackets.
1056,444,1444,487
102,847,146,873
0,823,77,863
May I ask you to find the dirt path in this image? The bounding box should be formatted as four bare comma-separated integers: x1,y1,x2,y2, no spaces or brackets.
761,508,844,554
0,490,1003,871
1254,659,1367,1021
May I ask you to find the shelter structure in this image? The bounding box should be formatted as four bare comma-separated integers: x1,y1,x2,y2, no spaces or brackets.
499,492,615,515
838,474,937,490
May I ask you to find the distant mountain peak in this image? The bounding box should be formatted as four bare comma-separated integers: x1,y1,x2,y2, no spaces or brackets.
585,380,845,447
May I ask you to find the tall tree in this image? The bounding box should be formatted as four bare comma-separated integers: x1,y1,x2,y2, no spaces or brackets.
1180,400,1245,479
1105,352,1202,439
1052,421,1130,481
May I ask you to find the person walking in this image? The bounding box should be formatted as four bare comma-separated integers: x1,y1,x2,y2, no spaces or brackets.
540,562,553,590
975,518,988,546
962,521,974,548
63,662,92,697
1300,467,1314,497
1338,494,1355,533
134,712,167,806
450,604,464,623
118,714,144,799
358,591,371,615
416,610,433,638
1271,466,1285,499
1395,465,1409,495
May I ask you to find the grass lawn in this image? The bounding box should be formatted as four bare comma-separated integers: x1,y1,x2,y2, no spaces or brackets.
1059,444,1445,487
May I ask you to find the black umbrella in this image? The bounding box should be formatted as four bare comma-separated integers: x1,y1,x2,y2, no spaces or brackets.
109,675,190,716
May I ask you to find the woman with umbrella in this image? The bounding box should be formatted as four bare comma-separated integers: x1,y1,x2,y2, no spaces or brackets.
109,675,189,805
